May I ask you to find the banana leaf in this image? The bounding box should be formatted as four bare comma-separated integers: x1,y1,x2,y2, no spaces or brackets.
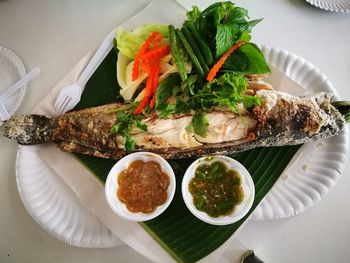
73,50,301,262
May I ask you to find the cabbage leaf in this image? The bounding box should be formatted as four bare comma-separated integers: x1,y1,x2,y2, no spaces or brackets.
116,24,169,59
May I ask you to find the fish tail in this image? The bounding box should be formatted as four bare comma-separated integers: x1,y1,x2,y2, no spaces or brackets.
2,115,53,145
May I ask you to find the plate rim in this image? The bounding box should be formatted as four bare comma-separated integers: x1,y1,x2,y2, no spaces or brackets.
0,46,26,122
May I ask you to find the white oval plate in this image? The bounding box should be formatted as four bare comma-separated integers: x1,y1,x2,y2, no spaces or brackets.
15,46,349,247
0,47,26,125
306,0,350,12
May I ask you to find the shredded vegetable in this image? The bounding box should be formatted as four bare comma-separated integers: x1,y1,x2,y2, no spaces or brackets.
132,32,161,81
132,32,170,114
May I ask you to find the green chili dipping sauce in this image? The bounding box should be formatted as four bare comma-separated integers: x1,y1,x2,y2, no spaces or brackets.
189,161,244,217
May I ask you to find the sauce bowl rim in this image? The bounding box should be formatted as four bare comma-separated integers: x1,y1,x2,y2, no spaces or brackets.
181,155,255,225
105,152,176,222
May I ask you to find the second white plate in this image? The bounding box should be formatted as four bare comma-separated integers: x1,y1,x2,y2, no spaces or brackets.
0,47,26,125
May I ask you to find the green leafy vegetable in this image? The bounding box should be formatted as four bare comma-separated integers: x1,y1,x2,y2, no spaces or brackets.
183,2,267,76
179,75,198,96
239,43,271,73
187,112,209,137
176,29,205,77
169,25,188,81
157,73,260,119
110,109,147,151
189,73,261,112
214,2,235,25
158,98,191,119
185,23,214,65
175,98,191,113
155,74,182,109
186,6,201,23
215,23,239,57
223,43,271,74
116,24,169,59
156,75,197,118
158,104,176,118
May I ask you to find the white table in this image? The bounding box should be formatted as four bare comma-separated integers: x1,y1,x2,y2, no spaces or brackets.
1,0,349,262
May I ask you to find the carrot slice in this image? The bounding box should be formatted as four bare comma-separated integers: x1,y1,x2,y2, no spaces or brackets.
206,41,246,82
247,132,256,141
149,61,161,109
139,45,170,62
132,32,160,81
132,36,169,114
151,33,163,50
133,62,159,115
142,59,152,75
133,76,154,114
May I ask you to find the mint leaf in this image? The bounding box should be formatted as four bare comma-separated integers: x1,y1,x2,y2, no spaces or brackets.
213,2,235,25
186,6,201,23
248,19,263,29
237,32,251,42
227,7,248,24
239,43,271,74
216,23,239,57
192,112,209,137
213,5,225,26
223,43,270,74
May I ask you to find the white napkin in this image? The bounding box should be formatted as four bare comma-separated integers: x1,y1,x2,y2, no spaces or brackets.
35,2,251,262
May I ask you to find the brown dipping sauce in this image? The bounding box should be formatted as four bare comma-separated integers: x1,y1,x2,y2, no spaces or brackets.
117,159,170,213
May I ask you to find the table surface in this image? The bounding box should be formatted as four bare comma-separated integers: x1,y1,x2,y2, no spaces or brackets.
1,0,350,262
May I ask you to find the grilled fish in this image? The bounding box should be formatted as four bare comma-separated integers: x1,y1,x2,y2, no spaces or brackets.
2,90,346,159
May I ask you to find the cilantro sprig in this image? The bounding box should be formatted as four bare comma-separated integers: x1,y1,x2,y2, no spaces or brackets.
110,109,147,151
191,73,261,113
186,112,209,138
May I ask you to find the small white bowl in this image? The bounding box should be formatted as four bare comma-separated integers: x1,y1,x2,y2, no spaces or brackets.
182,155,255,225
105,152,176,222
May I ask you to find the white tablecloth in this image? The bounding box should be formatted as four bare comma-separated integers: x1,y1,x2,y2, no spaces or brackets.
0,0,349,262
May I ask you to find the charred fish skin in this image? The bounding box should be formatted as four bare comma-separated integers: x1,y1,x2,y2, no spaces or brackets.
252,91,345,147
51,103,119,154
2,115,53,145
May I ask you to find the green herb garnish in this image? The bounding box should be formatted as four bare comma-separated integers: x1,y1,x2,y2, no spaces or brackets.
183,2,270,75
110,109,147,151
189,73,261,113
187,112,209,138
